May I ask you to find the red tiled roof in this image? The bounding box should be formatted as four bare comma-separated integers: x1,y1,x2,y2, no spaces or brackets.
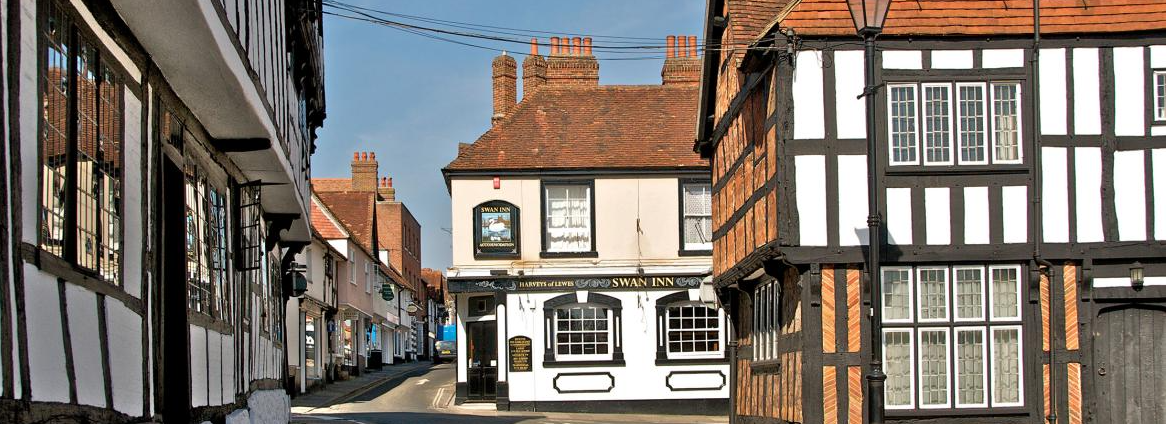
781,0,1166,37
444,85,706,172
310,197,346,240
314,191,376,253
312,178,352,192
726,1,790,57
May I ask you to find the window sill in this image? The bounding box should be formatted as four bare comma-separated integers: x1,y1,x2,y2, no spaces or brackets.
542,359,625,368
474,252,520,260
885,406,1028,419
750,359,781,374
678,249,713,257
20,242,143,315
540,251,598,259
884,164,1029,176
656,356,727,366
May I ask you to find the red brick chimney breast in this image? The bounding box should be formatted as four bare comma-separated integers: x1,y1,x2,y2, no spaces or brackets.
661,35,701,86
523,38,548,98
351,151,379,192
492,53,518,125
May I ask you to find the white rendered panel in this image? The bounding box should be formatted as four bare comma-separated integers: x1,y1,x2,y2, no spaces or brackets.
666,371,727,391
1094,277,1166,288
208,332,222,405
796,155,828,246
107,298,143,415
982,49,1024,69
1041,147,1070,243
835,50,866,139
1152,45,1166,68
1113,150,1147,241
1156,149,1166,240
794,50,825,139
838,155,869,246
1113,47,1145,137
1073,48,1102,135
1001,186,1028,243
1039,49,1067,135
1154,126,1166,136
931,50,973,69
554,373,614,392
66,286,105,407
884,50,923,69
925,188,951,245
964,187,990,245
190,325,208,407
886,188,913,245
1075,147,1104,242
122,89,143,299
223,334,235,404
25,266,69,402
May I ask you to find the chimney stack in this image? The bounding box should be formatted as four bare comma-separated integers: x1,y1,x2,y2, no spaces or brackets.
378,176,396,202
661,34,701,86
523,38,547,98
546,35,598,85
351,151,379,192
491,53,517,125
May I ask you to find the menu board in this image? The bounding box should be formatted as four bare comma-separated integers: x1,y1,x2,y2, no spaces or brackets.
508,336,532,372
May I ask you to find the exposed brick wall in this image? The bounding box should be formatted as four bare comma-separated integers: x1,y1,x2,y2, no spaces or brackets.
491,54,517,124
545,36,598,86
661,35,701,86
349,151,378,192
522,39,547,98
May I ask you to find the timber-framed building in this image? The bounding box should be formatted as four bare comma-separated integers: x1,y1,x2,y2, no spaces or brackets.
1,0,325,422
696,1,1166,423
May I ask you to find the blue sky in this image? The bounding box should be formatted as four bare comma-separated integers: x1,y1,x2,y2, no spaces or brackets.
314,1,706,270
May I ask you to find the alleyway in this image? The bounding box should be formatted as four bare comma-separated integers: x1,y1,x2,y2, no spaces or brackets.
292,364,729,424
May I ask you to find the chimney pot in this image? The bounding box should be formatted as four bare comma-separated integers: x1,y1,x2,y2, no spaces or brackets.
666,35,676,58
678,36,688,58
361,152,368,161
583,37,592,56
370,152,376,161
388,177,393,187
572,37,582,55
689,36,698,57
530,37,539,55
353,152,359,161
550,37,559,55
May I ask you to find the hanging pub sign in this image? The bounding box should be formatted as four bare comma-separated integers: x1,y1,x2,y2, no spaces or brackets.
473,200,520,258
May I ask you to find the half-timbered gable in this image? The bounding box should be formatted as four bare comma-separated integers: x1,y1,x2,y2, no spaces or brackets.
697,1,1166,423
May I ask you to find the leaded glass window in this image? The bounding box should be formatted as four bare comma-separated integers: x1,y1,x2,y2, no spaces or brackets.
992,83,1022,163
1155,71,1166,121
888,84,919,165
887,81,1022,166
922,84,953,165
957,83,987,164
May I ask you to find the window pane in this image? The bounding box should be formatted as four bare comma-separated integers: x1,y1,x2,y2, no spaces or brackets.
992,83,1021,162
923,85,952,164
667,304,721,354
882,269,911,322
957,84,986,163
1157,72,1166,120
554,306,611,358
955,267,984,320
992,327,1022,405
956,328,986,407
884,330,914,408
683,183,713,250
917,268,948,321
991,267,1020,320
889,85,919,165
40,2,71,258
919,329,949,407
545,185,592,252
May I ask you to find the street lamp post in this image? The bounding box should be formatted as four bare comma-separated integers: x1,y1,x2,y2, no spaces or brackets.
845,1,892,424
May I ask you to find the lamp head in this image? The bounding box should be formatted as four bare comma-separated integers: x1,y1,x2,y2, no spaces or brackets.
847,0,893,35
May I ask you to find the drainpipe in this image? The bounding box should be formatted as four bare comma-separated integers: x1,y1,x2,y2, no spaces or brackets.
1030,2,1058,424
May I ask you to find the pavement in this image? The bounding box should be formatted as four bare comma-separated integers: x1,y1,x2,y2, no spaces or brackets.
291,362,730,424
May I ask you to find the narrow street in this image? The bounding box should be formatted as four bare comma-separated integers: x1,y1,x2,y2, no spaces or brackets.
292,364,729,424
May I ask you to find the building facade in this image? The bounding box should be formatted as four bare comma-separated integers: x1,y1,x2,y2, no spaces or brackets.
696,1,1166,424
442,36,727,414
376,178,424,361
0,0,325,422
285,228,340,394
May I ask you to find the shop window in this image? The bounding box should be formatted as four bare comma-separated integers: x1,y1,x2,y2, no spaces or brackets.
38,0,124,285
543,293,623,365
881,264,1024,410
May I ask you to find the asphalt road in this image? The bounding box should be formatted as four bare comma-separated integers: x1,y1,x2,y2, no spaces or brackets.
291,363,728,424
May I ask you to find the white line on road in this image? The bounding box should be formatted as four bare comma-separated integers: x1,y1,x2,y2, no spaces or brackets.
415,378,430,385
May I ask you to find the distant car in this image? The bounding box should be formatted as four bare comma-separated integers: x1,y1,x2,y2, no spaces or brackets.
434,340,457,364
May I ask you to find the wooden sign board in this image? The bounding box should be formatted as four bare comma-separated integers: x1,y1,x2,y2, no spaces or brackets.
508,336,532,372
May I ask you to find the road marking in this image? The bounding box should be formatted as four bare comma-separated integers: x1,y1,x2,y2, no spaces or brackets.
431,387,446,409
415,378,430,385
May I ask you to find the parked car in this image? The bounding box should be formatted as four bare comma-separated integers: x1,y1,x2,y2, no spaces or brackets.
434,340,457,364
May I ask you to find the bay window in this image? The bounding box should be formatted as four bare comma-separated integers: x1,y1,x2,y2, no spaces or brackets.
881,265,1024,411
542,181,595,255
888,81,1022,166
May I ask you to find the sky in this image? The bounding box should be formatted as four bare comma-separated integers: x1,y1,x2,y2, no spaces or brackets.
314,1,706,271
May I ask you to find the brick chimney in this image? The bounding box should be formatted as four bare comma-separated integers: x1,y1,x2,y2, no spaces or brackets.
492,53,517,125
378,177,396,202
661,35,701,86
522,38,547,99
546,35,598,86
351,151,378,192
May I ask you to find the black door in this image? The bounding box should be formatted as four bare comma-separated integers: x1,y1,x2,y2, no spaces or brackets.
1093,304,1166,424
466,321,497,400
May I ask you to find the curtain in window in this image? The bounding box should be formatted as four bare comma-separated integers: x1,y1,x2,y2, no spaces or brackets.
683,183,712,250
546,185,591,252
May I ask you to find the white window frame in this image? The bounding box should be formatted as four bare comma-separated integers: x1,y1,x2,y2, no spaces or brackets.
988,265,1022,322
989,82,1024,165
954,326,990,408
1154,71,1166,121
665,302,725,359
952,265,986,323
883,328,916,410
989,325,1025,407
917,327,952,409
955,82,989,165
882,267,915,324
553,304,614,362
887,83,921,166
921,83,955,166
681,182,713,251
365,261,372,293
348,248,355,285
543,183,594,253
915,267,950,323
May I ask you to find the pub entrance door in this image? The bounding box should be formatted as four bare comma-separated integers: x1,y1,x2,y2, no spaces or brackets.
466,321,498,401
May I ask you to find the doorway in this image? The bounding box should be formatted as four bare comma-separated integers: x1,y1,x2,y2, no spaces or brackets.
1093,304,1166,423
159,157,191,421
466,320,498,401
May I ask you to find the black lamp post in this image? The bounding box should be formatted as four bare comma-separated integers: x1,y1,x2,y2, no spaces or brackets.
845,1,892,424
